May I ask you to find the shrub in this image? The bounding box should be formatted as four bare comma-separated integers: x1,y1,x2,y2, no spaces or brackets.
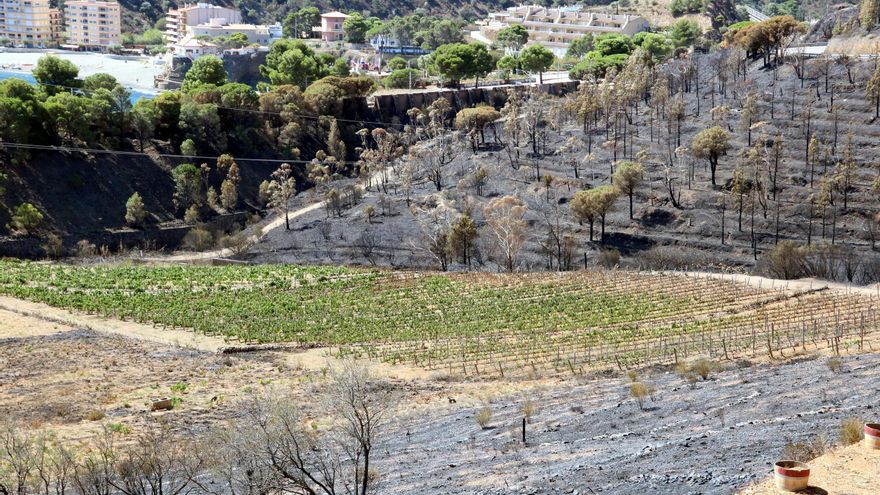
475,405,492,429
386,56,407,71
691,359,713,380
383,69,422,89
7,203,43,235
183,226,213,251
75,239,97,257
42,233,63,259
125,192,147,228
840,417,864,446
783,434,829,462
184,204,200,224
630,381,654,410
598,248,620,268
826,357,842,373
759,240,807,280
521,398,538,422
85,409,105,421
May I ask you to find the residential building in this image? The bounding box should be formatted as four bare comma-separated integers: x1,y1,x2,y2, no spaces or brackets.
0,0,54,46
64,0,121,48
165,2,241,43
189,20,282,45
313,11,347,42
170,33,220,58
369,33,430,55
48,7,61,42
476,5,648,55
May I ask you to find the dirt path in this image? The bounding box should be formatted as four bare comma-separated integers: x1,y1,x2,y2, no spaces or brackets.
0,295,227,352
664,270,880,297
739,444,876,495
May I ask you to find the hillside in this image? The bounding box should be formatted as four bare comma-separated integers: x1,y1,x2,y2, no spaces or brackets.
248,51,880,284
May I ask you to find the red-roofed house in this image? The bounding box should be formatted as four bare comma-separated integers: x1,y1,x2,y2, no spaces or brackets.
313,11,348,41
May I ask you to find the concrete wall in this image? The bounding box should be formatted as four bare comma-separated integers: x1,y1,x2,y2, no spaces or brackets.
366,81,579,124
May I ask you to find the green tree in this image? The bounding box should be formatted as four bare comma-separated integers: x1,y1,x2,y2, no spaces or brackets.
171,163,202,209
32,55,80,96
44,92,104,144
496,24,529,50
283,7,321,38
613,161,645,219
343,13,373,44
670,19,702,47
429,43,477,87
469,43,494,88
268,162,297,230
179,102,225,151
182,55,227,91
81,73,118,93
387,56,407,71
571,185,619,242
634,33,673,63
691,126,731,186
261,39,327,89
383,69,421,89
594,33,634,56
496,54,519,82
125,192,147,228
449,214,478,266
567,33,594,58
7,203,43,235
519,44,555,84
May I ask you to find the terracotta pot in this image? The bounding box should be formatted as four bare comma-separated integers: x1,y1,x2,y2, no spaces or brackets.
865,423,880,450
774,460,810,492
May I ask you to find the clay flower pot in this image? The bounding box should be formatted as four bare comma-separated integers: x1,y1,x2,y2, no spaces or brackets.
865,423,880,450
774,460,810,492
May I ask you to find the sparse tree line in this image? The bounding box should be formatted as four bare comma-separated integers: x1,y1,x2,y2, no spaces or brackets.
317,15,880,279
1,363,388,495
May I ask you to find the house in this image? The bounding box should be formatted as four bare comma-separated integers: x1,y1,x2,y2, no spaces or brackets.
171,33,220,58
368,33,430,55
313,11,347,42
476,5,648,56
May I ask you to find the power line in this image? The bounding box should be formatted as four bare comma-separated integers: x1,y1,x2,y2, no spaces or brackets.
0,142,364,165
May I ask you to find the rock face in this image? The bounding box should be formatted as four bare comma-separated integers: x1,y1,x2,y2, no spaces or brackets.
805,5,860,42
160,52,268,90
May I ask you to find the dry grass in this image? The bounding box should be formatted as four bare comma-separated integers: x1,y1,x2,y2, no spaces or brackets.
826,357,843,373
840,417,864,446
783,434,830,462
475,405,492,429
520,398,538,422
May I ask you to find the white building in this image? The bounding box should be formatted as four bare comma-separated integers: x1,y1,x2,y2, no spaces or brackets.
170,33,220,58
189,19,279,45
476,5,648,56
164,2,241,43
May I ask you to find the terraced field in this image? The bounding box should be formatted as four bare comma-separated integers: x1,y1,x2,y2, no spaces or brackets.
0,261,877,375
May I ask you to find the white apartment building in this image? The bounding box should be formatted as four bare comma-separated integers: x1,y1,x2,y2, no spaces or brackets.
0,0,54,46
477,5,648,55
165,2,241,43
64,0,121,48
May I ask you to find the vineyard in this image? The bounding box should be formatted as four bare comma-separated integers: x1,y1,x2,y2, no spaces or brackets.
0,261,877,376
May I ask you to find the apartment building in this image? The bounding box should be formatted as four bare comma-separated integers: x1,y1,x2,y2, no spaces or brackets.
64,0,121,48
477,5,648,55
0,0,54,46
165,2,241,43
49,7,62,42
